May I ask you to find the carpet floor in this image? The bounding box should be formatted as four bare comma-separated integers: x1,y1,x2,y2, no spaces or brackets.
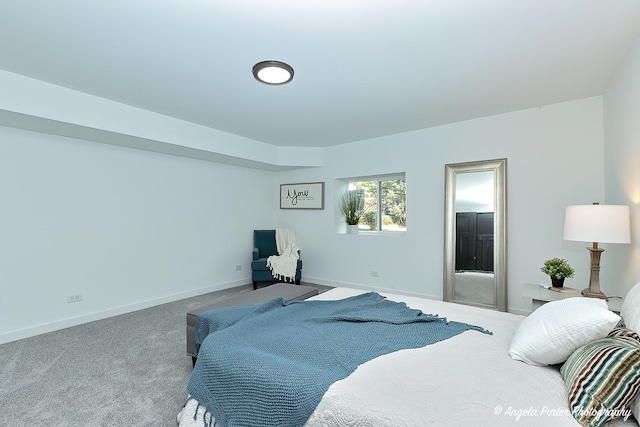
0,283,330,426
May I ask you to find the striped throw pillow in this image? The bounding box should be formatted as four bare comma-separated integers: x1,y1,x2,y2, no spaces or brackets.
560,328,640,427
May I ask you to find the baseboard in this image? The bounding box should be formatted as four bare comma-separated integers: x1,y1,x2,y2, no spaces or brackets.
508,307,530,316
0,279,251,345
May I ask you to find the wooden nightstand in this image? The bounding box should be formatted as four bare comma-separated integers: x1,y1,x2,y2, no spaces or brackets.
523,283,623,314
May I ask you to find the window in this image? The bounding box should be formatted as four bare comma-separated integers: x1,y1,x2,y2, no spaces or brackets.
346,173,406,233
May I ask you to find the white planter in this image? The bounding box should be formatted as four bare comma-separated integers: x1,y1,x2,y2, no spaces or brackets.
347,225,359,234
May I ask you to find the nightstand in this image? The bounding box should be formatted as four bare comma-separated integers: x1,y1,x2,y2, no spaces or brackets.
523,283,623,314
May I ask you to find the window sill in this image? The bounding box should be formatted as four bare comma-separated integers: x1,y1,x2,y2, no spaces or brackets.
339,231,406,236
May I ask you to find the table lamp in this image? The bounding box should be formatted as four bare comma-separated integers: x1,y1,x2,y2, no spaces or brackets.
563,202,630,299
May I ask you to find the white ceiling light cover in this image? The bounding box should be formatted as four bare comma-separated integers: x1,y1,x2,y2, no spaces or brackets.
253,61,294,85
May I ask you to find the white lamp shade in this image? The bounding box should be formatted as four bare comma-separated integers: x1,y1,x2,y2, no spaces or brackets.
563,205,631,244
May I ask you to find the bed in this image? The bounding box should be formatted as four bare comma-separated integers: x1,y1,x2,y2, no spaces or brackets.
178,286,640,427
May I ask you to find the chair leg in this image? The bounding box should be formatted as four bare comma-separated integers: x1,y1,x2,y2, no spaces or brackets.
253,281,258,290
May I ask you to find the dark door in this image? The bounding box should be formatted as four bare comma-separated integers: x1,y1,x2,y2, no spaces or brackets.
455,212,477,270
475,213,494,272
456,212,494,271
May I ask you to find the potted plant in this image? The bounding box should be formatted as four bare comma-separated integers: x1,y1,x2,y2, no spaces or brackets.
540,257,575,288
338,190,365,234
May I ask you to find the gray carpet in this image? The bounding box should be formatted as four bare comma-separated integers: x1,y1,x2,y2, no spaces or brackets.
0,283,331,426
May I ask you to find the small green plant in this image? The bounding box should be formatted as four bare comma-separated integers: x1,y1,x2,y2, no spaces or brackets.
338,190,365,225
541,257,575,279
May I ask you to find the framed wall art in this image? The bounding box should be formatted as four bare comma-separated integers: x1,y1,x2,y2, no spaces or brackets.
280,182,325,210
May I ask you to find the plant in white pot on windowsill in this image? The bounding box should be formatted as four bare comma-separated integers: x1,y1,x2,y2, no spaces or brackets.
339,190,365,234
541,257,575,288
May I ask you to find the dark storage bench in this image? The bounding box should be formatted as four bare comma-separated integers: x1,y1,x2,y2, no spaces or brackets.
186,283,319,365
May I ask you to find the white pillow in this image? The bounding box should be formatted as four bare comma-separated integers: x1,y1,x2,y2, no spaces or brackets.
508,297,620,366
622,282,640,334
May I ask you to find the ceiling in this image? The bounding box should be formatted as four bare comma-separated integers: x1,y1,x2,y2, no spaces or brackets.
1,1,640,148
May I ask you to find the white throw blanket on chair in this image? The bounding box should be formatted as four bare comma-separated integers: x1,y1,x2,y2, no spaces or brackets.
266,228,300,282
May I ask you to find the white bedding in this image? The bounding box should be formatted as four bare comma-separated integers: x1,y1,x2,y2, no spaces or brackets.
178,287,637,427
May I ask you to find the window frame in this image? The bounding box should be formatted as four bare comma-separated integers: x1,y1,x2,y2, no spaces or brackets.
340,172,406,234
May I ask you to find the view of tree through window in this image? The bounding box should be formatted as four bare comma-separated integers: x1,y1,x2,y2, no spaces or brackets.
348,176,406,232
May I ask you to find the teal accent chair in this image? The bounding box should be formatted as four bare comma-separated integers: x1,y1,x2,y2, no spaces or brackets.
251,230,302,289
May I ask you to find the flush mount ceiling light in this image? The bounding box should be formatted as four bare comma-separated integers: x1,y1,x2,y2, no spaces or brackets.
252,60,294,85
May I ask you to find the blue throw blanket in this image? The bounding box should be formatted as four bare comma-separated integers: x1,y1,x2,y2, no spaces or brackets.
188,292,491,427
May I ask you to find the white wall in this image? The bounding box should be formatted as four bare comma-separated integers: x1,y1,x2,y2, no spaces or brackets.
603,37,640,295
0,126,275,343
0,86,616,342
276,97,605,314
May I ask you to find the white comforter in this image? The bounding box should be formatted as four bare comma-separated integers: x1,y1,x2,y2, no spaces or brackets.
178,287,637,427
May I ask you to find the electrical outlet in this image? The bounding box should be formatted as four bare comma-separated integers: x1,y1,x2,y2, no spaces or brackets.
66,293,82,303
370,271,379,277
235,264,242,271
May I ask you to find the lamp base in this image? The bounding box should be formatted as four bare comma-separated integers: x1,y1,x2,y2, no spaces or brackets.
581,288,608,300
581,246,608,300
